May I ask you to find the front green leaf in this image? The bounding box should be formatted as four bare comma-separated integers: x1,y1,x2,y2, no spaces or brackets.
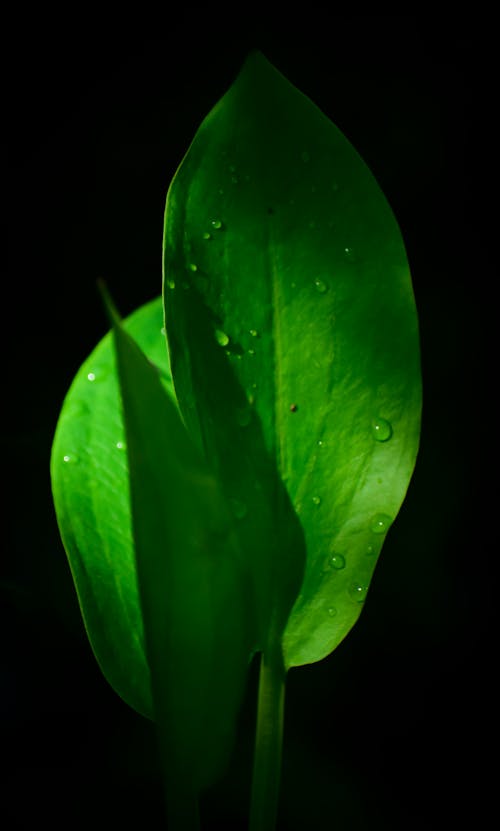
105,291,255,797
163,51,421,669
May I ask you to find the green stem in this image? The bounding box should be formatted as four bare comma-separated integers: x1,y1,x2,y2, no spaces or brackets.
249,648,287,831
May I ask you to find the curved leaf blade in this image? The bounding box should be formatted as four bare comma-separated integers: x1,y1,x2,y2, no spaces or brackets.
163,51,421,669
50,297,169,718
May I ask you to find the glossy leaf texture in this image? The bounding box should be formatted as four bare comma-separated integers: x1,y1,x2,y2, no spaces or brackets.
104,289,255,795
163,51,422,669
50,297,167,718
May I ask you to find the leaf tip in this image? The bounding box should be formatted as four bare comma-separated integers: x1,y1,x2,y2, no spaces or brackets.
97,279,121,328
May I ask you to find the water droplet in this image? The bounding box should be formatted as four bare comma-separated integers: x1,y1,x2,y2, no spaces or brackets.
202,231,212,240
349,582,368,603
366,544,375,556
312,495,321,506
327,606,337,617
329,553,345,570
372,417,393,442
188,263,198,272
63,454,78,464
343,246,355,261
229,164,236,173
160,326,166,336
249,329,259,338
317,439,324,447
231,175,239,185
371,513,392,534
215,329,229,347
87,372,96,382
236,407,252,427
314,279,328,294
301,150,310,163
211,219,223,230
166,278,175,289
248,348,255,356
116,441,126,450
230,498,247,519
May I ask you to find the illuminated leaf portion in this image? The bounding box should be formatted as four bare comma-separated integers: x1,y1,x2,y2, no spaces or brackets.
50,297,167,718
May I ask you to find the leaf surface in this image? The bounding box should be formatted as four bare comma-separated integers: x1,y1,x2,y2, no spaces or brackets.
50,297,167,717
104,290,254,794
52,294,255,793
163,51,421,669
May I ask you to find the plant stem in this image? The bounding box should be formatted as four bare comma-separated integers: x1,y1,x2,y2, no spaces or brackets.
249,648,287,831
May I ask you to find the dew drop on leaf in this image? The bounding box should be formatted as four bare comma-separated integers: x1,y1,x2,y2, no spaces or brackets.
249,329,259,337
63,454,78,464
372,417,392,442
349,582,368,603
312,495,321,506
202,231,212,240
188,263,198,272
215,329,230,347
87,372,96,382
211,219,223,230
314,279,328,293
329,553,345,570
371,513,392,534
166,279,176,289
116,441,126,450
327,607,337,617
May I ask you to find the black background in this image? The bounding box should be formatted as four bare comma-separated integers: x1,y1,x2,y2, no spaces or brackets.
4,11,496,830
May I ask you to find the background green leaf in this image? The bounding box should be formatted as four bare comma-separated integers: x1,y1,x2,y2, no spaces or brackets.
163,51,421,669
50,296,169,719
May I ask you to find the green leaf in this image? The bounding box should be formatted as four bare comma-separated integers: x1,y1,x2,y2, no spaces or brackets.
52,293,256,798
162,50,421,670
103,288,255,797
50,296,168,718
